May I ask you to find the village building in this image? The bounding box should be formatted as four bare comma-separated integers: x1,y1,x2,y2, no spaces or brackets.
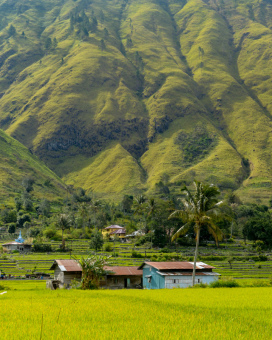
2,231,32,252
139,261,220,289
47,260,143,289
102,225,126,239
47,259,82,289
102,266,143,289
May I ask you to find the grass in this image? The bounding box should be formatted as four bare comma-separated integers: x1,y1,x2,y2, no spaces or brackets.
0,284,272,339
0,129,66,200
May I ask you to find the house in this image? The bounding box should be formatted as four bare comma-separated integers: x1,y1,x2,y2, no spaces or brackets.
47,260,143,290
102,266,143,289
47,259,82,289
139,261,220,289
125,230,145,240
2,231,32,253
102,225,126,239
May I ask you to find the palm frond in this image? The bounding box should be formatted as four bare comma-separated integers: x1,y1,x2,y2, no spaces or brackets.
171,222,191,242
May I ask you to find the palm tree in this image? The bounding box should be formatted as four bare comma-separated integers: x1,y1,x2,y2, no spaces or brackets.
170,181,223,286
58,214,70,250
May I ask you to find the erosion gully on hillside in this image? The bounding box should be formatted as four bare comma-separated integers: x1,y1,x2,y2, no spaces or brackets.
0,0,272,202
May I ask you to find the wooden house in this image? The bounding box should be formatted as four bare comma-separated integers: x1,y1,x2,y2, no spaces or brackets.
47,259,143,290
102,266,143,289
47,259,82,289
139,261,220,289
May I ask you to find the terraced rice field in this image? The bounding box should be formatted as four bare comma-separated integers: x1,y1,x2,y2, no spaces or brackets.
0,239,271,279
0,282,271,339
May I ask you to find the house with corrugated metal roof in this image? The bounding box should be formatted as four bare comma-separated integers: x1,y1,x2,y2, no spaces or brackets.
102,266,143,289
102,225,126,239
139,262,220,289
47,259,82,289
47,260,143,289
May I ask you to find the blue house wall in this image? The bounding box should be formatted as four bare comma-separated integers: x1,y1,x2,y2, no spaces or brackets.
143,265,165,289
142,264,219,289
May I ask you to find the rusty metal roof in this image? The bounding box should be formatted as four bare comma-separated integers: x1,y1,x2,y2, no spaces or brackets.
104,225,123,230
50,260,82,272
110,229,126,234
104,266,143,276
138,262,215,270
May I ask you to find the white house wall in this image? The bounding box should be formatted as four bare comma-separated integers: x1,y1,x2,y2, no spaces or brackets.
165,275,218,289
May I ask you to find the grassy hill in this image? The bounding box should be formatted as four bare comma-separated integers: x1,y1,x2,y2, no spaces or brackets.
0,0,271,202
0,129,66,200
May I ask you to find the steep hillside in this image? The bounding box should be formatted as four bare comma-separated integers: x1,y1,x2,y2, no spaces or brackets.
0,0,271,202
0,129,66,200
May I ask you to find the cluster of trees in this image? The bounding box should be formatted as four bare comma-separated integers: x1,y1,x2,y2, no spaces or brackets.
1,176,272,258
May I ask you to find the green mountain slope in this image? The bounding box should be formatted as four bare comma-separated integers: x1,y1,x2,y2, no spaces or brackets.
0,0,271,202
0,129,65,200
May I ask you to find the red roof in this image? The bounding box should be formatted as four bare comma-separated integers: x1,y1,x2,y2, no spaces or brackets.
104,225,123,230
110,229,126,235
50,260,82,272
139,262,215,270
104,266,143,276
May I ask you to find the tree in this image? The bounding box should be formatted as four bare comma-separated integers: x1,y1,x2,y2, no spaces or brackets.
38,199,50,217
99,39,106,51
8,24,16,37
22,177,34,193
243,214,272,249
170,181,223,286
14,197,22,211
45,37,52,49
121,195,133,213
89,229,104,252
8,223,16,234
58,214,70,250
79,255,110,289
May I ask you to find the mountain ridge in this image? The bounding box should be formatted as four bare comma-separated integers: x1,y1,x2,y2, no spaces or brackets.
0,0,271,202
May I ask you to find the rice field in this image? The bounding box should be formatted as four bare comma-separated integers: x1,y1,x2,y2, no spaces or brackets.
1,238,272,279
0,282,272,339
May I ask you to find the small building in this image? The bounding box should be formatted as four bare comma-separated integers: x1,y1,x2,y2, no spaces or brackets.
48,260,143,290
102,266,143,289
48,259,82,289
139,261,220,289
2,231,32,252
102,225,126,239
2,241,32,252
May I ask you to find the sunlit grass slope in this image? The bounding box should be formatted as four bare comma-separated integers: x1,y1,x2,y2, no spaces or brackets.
0,129,65,200
0,286,272,339
0,0,272,201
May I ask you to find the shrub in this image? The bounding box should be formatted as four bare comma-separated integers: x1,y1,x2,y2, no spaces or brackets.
103,243,113,252
191,283,208,288
160,248,172,253
259,255,268,261
32,243,52,252
209,279,240,288
131,251,143,258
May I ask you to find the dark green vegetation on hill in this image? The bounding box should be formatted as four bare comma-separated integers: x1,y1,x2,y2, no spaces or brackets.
0,129,65,200
0,0,272,201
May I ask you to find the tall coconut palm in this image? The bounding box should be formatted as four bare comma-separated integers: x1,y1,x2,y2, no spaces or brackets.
170,181,223,286
58,214,70,250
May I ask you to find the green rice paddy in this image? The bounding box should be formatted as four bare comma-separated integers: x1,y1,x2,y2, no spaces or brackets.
0,283,271,339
